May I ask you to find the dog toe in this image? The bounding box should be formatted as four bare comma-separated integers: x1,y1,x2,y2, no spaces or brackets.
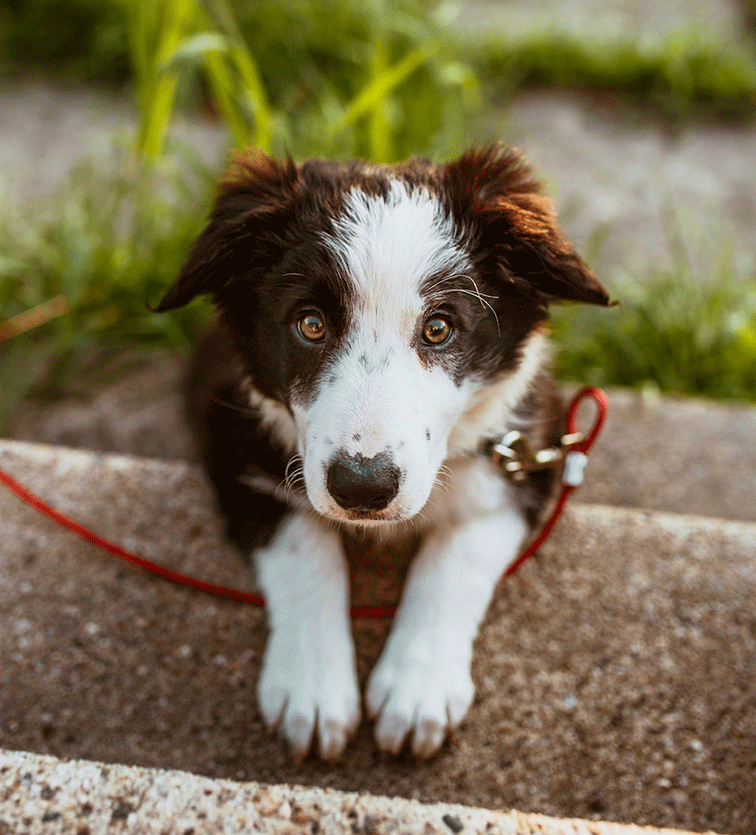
284,709,316,762
368,649,475,757
411,716,447,759
374,709,412,755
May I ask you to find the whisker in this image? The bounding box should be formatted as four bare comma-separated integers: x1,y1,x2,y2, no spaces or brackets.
426,273,497,299
426,273,501,337
434,463,454,488
431,480,450,497
414,507,432,528
284,456,305,493
449,273,500,300
437,463,453,478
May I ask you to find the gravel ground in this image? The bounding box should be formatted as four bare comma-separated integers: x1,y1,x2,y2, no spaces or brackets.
0,80,225,205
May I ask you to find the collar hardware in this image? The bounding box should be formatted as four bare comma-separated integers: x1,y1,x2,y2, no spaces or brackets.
485,430,585,483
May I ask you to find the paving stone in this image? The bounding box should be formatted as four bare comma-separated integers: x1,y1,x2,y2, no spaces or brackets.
0,748,726,835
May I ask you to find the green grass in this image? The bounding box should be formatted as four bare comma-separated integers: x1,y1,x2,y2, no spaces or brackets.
478,26,756,122
3,0,756,123
553,275,756,402
0,146,214,427
0,0,131,84
552,229,756,402
122,0,478,163
1,0,756,426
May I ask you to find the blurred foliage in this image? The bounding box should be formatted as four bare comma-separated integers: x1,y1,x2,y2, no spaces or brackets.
553,273,756,402
480,27,756,121
0,147,214,426
3,0,756,124
552,217,756,402
123,0,476,162
0,0,130,83
1,0,756,423
0,0,477,161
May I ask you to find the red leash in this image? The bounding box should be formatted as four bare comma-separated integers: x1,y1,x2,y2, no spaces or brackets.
502,385,608,579
0,387,607,619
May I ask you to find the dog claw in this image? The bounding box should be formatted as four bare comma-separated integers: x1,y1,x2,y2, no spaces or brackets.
318,719,348,762
374,711,411,755
367,648,474,758
283,712,316,763
412,719,446,759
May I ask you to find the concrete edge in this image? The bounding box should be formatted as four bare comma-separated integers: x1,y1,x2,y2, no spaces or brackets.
0,748,723,835
2,437,755,544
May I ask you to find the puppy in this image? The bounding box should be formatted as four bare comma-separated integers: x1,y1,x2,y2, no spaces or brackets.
155,144,610,761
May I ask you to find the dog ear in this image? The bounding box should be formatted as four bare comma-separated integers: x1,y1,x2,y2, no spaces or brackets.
446,144,611,306
153,153,299,312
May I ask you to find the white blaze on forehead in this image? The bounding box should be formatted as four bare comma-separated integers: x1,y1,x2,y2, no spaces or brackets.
324,179,468,322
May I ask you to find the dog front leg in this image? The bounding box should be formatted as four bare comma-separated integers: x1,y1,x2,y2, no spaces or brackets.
366,508,528,758
255,513,360,761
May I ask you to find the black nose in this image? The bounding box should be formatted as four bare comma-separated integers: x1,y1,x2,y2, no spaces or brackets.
326,451,401,512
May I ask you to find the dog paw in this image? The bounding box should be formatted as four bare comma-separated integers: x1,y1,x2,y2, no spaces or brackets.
258,627,361,761
366,649,474,758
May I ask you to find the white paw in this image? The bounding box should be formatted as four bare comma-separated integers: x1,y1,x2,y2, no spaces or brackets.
366,645,474,758
258,627,361,761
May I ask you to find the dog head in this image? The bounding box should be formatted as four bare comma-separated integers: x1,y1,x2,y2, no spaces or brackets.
156,145,610,525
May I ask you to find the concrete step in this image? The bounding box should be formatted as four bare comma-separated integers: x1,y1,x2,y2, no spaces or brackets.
0,439,754,833
0,748,719,835
8,356,756,522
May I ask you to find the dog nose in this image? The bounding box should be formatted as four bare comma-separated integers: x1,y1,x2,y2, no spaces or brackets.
326,451,400,512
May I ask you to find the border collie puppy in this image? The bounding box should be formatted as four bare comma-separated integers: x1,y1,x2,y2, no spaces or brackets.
155,144,610,761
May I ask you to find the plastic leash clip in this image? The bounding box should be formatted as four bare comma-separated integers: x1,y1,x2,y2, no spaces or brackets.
558,386,609,489
562,450,588,487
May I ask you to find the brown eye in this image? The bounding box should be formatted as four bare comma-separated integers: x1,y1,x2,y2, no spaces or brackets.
422,316,453,346
297,312,326,343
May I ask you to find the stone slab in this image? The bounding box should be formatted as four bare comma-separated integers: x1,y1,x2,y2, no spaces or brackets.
0,748,723,835
0,440,754,832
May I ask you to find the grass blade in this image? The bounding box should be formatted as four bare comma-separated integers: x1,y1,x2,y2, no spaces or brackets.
332,41,439,136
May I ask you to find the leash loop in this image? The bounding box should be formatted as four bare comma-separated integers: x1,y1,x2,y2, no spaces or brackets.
0,387,608,618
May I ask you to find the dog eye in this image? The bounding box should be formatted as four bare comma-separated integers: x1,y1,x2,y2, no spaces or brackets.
297,312,326,343
422,316,454,346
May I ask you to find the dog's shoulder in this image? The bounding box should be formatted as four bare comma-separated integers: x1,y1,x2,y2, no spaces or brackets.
187,324,300,553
